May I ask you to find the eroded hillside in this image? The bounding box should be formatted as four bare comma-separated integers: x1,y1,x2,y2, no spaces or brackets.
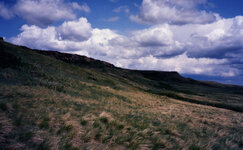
0,40,243,149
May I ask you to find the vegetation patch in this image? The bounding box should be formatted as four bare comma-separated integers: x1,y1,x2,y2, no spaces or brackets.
0,41,243,149
58,124,73,134
18,131,34,142
0,103,7,111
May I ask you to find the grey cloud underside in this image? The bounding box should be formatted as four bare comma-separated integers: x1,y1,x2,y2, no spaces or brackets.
188,46,243,59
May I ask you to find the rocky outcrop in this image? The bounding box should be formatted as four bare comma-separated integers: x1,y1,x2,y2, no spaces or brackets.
34,50,115,69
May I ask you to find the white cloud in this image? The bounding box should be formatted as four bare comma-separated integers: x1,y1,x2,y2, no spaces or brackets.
133,25,173,47
125,53,238,77
14,0,76,26
130,0,217,25
169,16,243,58
0,0,90,26
0,2,14,19
103,17,120,22
113,6,130,14
71,2,90,13
12,25,62,50
57,18,92,42
11,16,243,77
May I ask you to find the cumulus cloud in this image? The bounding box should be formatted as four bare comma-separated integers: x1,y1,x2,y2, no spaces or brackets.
0,2,14,19
57,18,92,42
13,25,60,50
11,16,243,77
71,2,90,13
133,25,173,47
12,17,92,49
130,0,217,25
0,0,90,26
169,16,243,58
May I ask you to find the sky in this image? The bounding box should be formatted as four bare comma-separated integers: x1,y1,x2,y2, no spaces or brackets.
0,0,243,85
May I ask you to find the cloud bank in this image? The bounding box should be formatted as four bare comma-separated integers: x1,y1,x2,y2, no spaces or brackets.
11,15,243,77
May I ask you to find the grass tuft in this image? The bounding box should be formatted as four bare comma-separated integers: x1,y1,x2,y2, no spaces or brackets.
99,117,108,124
37,140,50,150
189,144,201,150
80,119,88,126
58,124,73,134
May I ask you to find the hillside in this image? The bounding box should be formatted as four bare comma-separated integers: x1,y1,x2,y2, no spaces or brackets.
0,39,243,149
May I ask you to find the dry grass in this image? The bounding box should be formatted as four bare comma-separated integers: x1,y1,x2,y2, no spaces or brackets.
0,41,243,149
1,82,242,149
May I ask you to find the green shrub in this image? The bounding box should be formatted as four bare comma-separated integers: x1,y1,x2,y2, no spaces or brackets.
152,137,166,150
117,124,124,130
189,144,201,150
39,120,49,129
37,141,50,150
152,142,166,150
64,142,78,150
0,103,7,111
95,132,102,140
99,117,108,124
93,120,101,128
102,135,112,143
14,115,23,126
80,119,87,126
18,131,34,142
39,116,50,129
165,129,172,134
58,124,73,134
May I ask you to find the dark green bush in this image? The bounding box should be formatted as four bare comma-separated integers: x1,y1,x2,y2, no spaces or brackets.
57,124,73,134
80,119,87,126
37,140,50,150
99,117,108,124
0,103,7,111
39,120,49,129
117,124,124,130
189,144,201,150
18,131,34,142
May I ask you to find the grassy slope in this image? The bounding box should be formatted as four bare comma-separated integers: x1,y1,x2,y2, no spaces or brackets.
0,40,243,150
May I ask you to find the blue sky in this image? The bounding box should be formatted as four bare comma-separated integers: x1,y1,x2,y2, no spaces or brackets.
0,0,243,85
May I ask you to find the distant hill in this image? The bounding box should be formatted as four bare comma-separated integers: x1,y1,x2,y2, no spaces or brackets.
0,38,243,149
31,41,243,112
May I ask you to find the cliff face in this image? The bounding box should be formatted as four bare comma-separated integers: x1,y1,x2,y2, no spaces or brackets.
133,70,192,82
34,49,192,83
34,50,191,81
34,50,115,69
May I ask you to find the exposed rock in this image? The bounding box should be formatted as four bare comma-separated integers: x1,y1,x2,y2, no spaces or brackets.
34,50,115,69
